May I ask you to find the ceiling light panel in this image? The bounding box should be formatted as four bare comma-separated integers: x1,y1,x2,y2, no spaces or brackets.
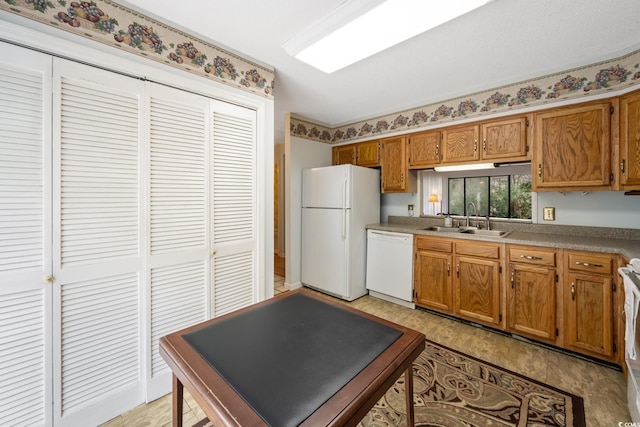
284,0,491,73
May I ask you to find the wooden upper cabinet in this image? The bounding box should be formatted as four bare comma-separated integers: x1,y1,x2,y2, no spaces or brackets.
481,116,530,161
356,140,380,167
619,91,640,188
381,136,415,193
408,130,441,168
533,101,612,191
332,144,356,165
441,124,480,164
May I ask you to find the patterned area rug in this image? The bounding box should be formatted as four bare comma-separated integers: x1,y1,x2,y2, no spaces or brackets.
193,339,585,427
359,339,585,427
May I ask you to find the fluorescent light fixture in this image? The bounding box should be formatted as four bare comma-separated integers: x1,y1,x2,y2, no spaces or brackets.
283,0,491,73
433,163,496,172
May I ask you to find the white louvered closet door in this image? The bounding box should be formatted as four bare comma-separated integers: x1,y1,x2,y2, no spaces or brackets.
0,43,52,427
211,101,258,316
145,83,209,400
52,59,144,427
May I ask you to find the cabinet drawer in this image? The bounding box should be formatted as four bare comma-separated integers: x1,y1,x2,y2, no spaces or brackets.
415,236,452,253
509,246,556,267
455,241,500,259
567,252,613,275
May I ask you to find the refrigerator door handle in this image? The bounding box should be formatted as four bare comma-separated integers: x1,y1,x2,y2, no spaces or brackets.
342,178,347,239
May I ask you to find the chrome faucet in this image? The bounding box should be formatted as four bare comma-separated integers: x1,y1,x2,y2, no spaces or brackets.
466,202,478,227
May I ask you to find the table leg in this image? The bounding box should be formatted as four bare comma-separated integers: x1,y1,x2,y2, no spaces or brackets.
405,367,414,427
173,374,184,427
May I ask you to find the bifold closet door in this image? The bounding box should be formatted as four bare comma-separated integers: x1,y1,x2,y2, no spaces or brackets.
211,101,258,316
52,59,144,427
145,83,209,400
0,43,53,427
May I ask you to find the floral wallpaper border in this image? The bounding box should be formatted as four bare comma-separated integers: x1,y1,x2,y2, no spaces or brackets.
0,0,274,99
291,48,640,144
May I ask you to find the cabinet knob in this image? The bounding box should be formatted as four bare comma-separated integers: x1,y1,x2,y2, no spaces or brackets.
456,263,460,278
510,270,515,288
483,139,487,151
211,250,217,256
44,275,53,283
537,164,542,179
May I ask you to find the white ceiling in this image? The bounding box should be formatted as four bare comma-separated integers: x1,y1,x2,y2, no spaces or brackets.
125,0,640,143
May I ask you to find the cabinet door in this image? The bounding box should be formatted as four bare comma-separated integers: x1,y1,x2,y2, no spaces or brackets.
564,272,614,359
441,124,480,164
408,130,440,168
620,91,640,188
332,144,356,165
415,251,453,312
381,136,408,193
481,116,528,161
508,263,556,343
454,256,501,327
533,101,611,190
356,140,380,166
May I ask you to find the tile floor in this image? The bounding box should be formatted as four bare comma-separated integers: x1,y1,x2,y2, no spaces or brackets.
101,286,631,427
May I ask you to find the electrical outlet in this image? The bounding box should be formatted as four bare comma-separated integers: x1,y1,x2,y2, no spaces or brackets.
543,207,555,221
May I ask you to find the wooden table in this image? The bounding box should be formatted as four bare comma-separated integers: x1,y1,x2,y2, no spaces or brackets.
159,289,425,427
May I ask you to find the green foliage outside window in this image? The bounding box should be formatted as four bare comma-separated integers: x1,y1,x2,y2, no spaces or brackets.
448,174,531,219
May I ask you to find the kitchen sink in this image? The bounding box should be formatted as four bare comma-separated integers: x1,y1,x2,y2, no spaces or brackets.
423,226,463,232
460,228,510,237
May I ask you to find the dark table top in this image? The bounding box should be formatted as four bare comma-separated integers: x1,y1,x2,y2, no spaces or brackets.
160,289,425,427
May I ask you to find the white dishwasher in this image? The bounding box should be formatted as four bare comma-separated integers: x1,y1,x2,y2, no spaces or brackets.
366,230,414,309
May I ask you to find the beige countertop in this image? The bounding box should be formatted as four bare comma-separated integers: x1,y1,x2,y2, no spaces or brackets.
367,219,640,261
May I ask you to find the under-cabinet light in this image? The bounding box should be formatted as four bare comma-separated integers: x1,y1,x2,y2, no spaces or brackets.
283,0,492,73
433,163,496,172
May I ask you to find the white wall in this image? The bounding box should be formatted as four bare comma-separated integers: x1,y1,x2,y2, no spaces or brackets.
285,129,332,287
536,191,640,229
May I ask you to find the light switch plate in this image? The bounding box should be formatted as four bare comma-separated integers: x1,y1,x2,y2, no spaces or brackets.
543,207,555,221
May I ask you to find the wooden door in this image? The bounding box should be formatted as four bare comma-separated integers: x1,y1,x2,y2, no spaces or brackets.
564,272,614,359
332,144,356,165
454,256,501,327
620,91,640,187
441,124,480,164
508,263,556,343
414,251,453,312
533,101,611,190
481,116,529,161
381,136,408,193
356,140,380,166
408,130,441,168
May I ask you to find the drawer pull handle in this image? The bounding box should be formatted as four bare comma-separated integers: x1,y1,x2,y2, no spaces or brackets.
571,282,575,301
520,255,543,261
447,263,450,277
575,261,603,268
456,263,460,278
510,270,515,288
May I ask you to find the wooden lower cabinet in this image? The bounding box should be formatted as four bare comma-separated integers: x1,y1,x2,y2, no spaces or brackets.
453,242,502,329
414,236,453,312
564,251,616,361
454,254,501,327
413,238,621,364
507,245,557,344
414,250,452,311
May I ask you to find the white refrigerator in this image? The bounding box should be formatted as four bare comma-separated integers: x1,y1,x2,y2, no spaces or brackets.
301,164,380,301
